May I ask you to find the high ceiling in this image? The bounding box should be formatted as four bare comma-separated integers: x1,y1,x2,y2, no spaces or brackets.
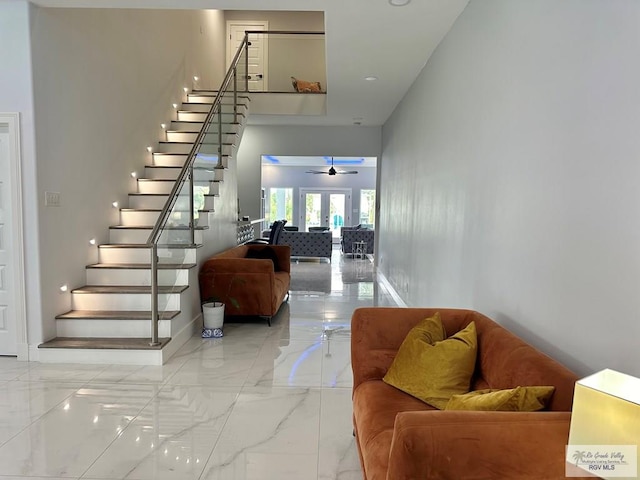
30,0,469,127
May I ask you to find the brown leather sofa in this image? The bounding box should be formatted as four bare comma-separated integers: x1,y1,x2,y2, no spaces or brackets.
199,244,290,326
351,307,584,480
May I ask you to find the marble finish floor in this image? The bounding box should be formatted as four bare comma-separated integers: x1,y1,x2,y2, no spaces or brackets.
0,249,398,479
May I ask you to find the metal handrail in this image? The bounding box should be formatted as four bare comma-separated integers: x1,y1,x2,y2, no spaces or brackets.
146,34,250,345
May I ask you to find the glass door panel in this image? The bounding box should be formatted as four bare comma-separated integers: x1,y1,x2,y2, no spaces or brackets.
305,193,322,229
329,194,346,241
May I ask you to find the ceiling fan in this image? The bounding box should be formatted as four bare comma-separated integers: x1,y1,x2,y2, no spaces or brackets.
306,157,358,176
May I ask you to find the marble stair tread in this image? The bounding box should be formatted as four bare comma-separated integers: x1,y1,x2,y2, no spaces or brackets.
168,120,242,126
38,337,171,350
119,208,211,214
128,193,219,197
55,310,180,320
158,140,236,146
71,285,188,294
145,164,229,170
137,178,223,184
86,262,196,269
98,243,203,249
108,225,209,230
190,89,251,97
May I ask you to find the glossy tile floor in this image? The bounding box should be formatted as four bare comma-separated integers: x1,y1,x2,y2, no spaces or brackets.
0,249,399,479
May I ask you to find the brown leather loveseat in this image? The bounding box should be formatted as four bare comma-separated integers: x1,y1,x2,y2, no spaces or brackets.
199,244,290,326
351,307,583,480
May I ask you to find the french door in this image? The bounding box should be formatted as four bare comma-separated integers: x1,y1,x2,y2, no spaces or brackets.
300,188,352,242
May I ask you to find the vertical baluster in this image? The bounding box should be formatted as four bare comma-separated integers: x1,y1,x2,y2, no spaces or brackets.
150,243,160,346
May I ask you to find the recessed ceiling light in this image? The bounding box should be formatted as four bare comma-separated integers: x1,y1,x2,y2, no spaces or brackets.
389,0,411,5
364,76,378,81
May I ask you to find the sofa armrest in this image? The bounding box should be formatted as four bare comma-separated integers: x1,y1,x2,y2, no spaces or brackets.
351,307,445,391
267,245,291,273
387,411,582,480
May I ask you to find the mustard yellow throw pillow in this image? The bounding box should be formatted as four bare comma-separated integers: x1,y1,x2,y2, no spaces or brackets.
383,321,477,409
402,312,447,346
445,386,555,411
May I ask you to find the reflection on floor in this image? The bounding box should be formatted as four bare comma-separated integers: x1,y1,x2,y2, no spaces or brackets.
0,248,399,479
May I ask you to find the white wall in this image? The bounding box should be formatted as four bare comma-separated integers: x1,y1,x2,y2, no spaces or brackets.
0,0,42,348
237,125,381,224
29,7,228,343
380,0,640,377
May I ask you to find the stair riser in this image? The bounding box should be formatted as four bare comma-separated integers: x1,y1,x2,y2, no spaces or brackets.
157,143,234,155
177,111,241,122
56,319,171,338
144,165,227,180
187,94,250,105
71,293,181,311
129,194,216,211
132,179,224,196
165,131,237,144
120,210,162,226
99,247,197,264
120,210,209,227
129,195,169,210
86,268,189,286
109,228,203,244
137,180,174,194
169,122,239,134
152,154,188,167
180,102,247,113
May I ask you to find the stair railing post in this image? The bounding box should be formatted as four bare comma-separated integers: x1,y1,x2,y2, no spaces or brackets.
189,166,195,246
245,34,250,92
217,106,223,169
233,66,238,124
150,243,160,346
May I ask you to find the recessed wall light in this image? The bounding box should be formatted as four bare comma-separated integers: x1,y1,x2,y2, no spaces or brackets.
160,123,166,129
112,201,119,208
172,103,178,109
389,0,411,5
89,238,96,245
183,87,188,93
364,76,378,81
146,146,153,153
60,284,68,292
193,76,199,82
130,171,137,178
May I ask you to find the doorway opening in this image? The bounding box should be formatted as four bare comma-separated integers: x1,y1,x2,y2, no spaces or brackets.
261,155,377,244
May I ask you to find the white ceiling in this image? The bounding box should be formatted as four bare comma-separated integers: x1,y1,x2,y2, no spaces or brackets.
262,156,377,167
30,0,469,127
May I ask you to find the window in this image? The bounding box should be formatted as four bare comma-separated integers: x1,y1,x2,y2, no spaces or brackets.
360,189,376,228
268,188,293,224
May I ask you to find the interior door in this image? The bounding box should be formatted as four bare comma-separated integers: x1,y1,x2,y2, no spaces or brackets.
0,125,17,355
227,21,268,91
300,189,352,242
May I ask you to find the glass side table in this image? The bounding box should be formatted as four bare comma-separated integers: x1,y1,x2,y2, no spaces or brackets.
353,241,367,259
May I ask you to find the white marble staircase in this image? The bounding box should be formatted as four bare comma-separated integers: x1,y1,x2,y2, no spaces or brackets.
38,90,250,365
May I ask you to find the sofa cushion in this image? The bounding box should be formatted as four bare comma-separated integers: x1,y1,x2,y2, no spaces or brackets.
383,322,478,409
353,380,435,480
445,386,556,412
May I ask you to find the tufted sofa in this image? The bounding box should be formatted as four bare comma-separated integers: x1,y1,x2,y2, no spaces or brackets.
341,227,374,255
277,230,333,260
351,307,583,480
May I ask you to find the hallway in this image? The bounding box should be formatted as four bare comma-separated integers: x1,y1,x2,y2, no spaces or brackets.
0,249,399,479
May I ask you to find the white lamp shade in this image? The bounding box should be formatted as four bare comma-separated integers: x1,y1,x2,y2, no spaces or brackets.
568,369,640,479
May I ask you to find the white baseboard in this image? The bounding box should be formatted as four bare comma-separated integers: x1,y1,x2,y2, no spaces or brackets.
376,270,408,307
